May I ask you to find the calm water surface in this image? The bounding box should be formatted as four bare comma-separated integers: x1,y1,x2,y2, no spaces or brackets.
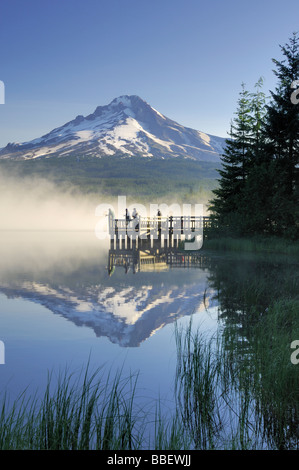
0,231,298,449
0,232,219,403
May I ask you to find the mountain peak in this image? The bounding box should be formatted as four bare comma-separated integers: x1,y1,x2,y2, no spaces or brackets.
92,95,150,118
90,95,142,119
0,96,226,161
110,95,144,106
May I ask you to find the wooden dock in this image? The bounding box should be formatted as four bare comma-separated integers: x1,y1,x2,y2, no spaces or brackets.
108,212,211,249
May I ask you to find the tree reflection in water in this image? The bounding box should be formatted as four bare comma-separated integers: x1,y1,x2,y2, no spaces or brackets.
205,253,299,449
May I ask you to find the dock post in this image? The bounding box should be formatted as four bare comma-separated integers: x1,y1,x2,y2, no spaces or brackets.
115,219,119,248
173,234,178,248
158,216,162,242
132,237,136,251
127,234,131,250
147,218,151,241
110,235,115,250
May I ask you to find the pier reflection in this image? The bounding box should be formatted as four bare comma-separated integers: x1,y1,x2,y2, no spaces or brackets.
108,237,212,275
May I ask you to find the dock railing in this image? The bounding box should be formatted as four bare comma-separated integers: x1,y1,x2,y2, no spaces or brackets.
109,212,210,246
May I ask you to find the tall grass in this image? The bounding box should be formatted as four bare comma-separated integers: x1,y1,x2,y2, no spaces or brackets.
0,364,144,450
174,321,266,450
0,316,298,450
248,299,299,450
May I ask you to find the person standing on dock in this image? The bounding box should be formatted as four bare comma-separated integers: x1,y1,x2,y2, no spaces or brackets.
157,209,162,240
126,209,131,225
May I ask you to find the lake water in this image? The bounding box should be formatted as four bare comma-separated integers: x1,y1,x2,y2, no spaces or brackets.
0,232,219,401
0,231,298,449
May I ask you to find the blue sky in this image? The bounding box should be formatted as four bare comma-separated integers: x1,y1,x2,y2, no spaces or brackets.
0,0,298,147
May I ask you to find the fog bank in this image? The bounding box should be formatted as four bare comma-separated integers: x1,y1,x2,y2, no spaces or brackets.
0,171,101,231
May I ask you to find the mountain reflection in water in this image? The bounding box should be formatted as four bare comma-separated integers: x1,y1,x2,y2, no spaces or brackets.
1,231,298,449
0,232,217,347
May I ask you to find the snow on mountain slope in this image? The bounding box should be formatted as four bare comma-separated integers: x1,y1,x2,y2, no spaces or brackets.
0,95,225,161
0,278,216,347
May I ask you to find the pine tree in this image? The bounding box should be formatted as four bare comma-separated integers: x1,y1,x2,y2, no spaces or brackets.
264,32,299,237
249,77,268,163
242,77,274,234
209,34,299,239
209,83,255,234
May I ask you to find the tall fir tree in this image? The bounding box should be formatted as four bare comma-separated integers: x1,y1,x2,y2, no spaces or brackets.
249,77,268,163
209,83,256,234
242,77,275,234
264,32,299,237
210,34,299,239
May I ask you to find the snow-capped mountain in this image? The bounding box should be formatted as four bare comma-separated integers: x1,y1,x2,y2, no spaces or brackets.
0,95,225,161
